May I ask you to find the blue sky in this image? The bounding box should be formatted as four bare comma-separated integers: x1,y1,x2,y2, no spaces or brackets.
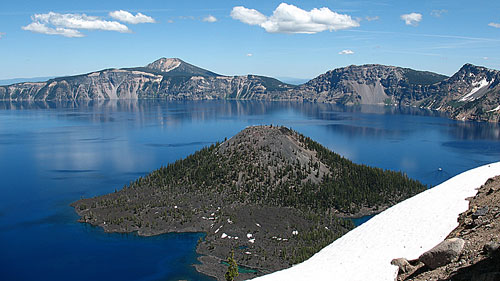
1,0,500,80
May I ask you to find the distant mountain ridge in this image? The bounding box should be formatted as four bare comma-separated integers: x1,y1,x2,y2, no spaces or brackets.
0,58,293,101
1,58,499,122
0,76,56,86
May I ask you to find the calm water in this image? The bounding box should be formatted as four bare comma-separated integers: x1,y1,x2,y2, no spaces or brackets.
1,100,499,280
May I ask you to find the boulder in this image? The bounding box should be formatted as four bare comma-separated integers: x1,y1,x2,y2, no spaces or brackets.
418,238,465,269
483,242,500,258
472,206,489,219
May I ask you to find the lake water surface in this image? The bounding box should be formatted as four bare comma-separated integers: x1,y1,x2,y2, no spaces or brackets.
1,100,499,280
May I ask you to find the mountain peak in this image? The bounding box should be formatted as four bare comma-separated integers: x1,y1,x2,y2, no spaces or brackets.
457,63,495,74
145,58,184,73
143,57,220,77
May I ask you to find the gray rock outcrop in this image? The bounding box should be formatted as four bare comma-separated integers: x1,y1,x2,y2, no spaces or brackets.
418,238,465,269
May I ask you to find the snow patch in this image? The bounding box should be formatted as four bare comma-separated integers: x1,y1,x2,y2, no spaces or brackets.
459,78,489,102
214,225,223,234
487,105,500,112
251,162,500,281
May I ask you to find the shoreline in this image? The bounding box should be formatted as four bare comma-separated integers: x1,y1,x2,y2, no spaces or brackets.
72,202,382,280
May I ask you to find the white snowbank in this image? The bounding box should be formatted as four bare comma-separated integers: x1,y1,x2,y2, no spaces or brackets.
487,105,500,112
459,78,489,102
250,162,500,281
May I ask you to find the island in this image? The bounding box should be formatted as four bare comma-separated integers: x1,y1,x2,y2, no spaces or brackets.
71,125,426,280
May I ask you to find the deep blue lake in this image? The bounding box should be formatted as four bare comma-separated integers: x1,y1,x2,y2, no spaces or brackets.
1,100,499,280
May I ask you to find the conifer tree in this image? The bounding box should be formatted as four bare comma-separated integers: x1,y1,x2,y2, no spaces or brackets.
225,250,239,281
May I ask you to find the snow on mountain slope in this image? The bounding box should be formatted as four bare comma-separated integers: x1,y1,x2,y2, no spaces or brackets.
459,78,490,102
250,162,500,281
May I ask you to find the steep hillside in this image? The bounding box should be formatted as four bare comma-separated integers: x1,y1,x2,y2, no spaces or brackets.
250,162,500,281
419,64,500,122
0,58,293,101
71,125,425,280
286,64,448,105
397,176,500,281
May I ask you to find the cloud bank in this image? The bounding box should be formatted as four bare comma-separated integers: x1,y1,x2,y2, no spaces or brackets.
401,13,422,26
430,9,447,18
23,10,155,37
365,16,379,22
109,10,155,24
489,22,500,28
338,49,354,55
231,3,359,34
203,15,217,23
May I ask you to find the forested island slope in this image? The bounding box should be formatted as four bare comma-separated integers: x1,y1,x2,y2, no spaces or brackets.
72,125,425,280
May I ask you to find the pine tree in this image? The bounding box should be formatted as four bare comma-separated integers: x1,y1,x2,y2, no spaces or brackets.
225,250,239,281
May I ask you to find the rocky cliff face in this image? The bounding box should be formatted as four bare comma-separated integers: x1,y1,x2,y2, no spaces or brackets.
419,64,500,122
286,64,448,105
284,63,500,122
0,58,293,101
1,58,499,122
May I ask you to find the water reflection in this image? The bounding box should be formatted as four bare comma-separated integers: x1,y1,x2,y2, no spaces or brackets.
1,100,500,281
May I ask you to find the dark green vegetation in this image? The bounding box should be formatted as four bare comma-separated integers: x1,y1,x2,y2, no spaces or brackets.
225,251,239,281
72,125,426,280
402,68,448,86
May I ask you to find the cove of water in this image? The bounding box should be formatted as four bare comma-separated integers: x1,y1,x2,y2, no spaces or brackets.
1,100,499,280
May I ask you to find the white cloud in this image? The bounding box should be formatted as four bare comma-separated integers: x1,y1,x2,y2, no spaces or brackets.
231,3,359,34
22,12,142,37
203,15,217,23
231,6,267,25
22,22,84,37
401,13,422,26
338,49,354,55
489,22,500,28
365,16,379,21
109,10,155,24
430,9,447,18
33,12,129,32
22,11,134,37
